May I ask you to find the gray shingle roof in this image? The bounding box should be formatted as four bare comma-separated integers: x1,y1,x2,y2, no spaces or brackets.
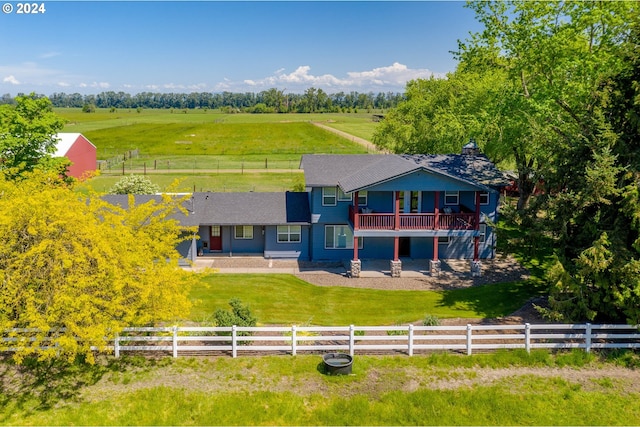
403,154,509,189
101,194,197,226
102,192,310,226
302,153,508,193
300,154,384,187
191,192,310,225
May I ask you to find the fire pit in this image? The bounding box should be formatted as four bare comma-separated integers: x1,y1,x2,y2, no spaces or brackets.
322,353,353,375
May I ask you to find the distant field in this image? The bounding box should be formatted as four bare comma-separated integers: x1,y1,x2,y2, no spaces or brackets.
57,109,379,178
79,172,304,194
58,108,379,143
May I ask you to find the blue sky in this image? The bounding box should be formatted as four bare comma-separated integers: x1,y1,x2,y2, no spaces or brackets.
0,1,483,95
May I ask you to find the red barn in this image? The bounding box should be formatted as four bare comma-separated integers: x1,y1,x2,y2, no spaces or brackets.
54,133,97,179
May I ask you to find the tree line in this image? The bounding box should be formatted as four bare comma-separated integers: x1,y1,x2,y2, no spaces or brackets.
373,1,640,324
1,88,404,113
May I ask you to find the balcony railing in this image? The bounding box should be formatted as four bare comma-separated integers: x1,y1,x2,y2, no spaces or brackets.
349,205,476,231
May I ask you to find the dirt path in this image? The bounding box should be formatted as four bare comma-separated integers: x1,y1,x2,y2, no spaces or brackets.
311,121,383,152
71,359,640,402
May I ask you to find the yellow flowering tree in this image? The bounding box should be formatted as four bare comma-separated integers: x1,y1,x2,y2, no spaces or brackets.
0,173,197,363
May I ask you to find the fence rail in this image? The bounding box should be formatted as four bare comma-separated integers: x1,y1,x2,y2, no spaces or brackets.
3,323,640,358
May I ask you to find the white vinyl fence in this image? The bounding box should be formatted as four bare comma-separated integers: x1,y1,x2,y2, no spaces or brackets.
4,324,639,358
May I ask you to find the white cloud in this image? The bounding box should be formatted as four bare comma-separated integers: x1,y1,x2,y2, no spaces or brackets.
0,61,440,95
40,51,61,59
79,82,111,89
3,75,20,85
218,63,443,93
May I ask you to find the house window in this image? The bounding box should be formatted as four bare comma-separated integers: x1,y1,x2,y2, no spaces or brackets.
445,191,459,205
325,225,363,249
479,224,486,243
357,191,368,206
438,236,450,244
337,188,352,202
322,187,337,206
277,225,301,243
479,191,489,205
399,191,420,213
234,225,253,240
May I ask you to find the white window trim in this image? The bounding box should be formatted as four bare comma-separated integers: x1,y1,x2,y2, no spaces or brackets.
322,187,337,206
445,191,459,206
479,224,487,243
277,225,301,243
234,225,253,240
324,225,363,250
357,190,368,206
337,188,352,202
438,236,450,244
479,191,490,206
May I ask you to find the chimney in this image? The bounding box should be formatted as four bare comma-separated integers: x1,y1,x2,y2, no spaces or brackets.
462,138,480,156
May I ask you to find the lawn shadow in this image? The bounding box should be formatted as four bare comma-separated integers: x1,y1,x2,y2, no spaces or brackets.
0,354,141,418
437,280,547,319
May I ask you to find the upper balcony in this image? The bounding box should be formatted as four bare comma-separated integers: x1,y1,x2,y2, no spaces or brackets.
348,205,476,231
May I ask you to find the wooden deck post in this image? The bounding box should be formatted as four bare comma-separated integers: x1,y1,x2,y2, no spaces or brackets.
433,191,440,261
393,191,400,261
353,191,359,261
473,191,480,262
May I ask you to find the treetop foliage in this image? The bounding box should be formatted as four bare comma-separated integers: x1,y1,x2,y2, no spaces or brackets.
0,93,66,180
0,172,198,363
1,88,406,114
375,0,640,323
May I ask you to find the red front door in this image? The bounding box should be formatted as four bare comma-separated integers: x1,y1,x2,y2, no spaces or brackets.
210,225,222,251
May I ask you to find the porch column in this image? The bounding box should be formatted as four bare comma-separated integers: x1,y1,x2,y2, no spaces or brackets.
390,191,401,277
393,191,400,261
351,190,362,277
471,191,482,277
353,191,359,231
431,191,441,276
353,191,359,261
473,191,481,261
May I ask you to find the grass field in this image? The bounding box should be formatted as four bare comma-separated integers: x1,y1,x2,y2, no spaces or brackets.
78,172,304,194
57,108,378,192
188,274,544,325
3,351,640,426
58,108,380,141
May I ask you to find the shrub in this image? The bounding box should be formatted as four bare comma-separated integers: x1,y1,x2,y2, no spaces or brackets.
422,314,441,326
109,175,160,194
386,323,407,336
214,299,257,337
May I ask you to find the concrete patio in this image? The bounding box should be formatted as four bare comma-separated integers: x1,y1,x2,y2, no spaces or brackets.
186,255,475,278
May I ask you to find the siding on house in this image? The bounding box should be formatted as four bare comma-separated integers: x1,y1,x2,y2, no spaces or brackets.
103,151,506,265
302,153,507,262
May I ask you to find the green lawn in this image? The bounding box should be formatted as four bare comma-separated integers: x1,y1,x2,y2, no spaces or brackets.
79,172,304,194
57,108,377,189
3,352,640,426
189,274,543,325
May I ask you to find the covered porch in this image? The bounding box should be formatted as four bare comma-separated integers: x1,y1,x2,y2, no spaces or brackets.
348,190,484,278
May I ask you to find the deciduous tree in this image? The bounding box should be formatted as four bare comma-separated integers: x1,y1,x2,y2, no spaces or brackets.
0,93,65,179
0,173,198,363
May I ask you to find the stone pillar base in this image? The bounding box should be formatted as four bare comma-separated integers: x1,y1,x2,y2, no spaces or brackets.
350,259,362,278
430,259,441,276
470,260,482,277
390,260,402,278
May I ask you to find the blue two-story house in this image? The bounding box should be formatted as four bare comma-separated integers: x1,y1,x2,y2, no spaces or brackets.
300,143,507,277
105,143,507,277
